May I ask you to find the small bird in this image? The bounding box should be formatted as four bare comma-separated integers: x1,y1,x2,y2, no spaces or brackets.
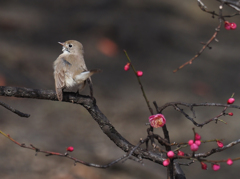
53,40,101,101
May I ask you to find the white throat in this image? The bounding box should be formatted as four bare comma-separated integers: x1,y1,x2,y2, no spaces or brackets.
63,50,70,54
62,47,70,54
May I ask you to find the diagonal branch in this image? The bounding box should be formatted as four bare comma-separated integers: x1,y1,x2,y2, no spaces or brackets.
0,86,166,165
0,100,30,117
173,23,221,73
195,138,240,158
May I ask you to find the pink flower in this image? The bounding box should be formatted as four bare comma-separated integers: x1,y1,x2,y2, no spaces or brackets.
188,140,194,146
136,71,143,77
217,141,224,148
66,146,74,152
195,133,201,140
201,162,207,170
195,140,201,146
227,98,235,104
212,164,220,171
227,159,233,166
124,63,130,71
190,143,199,151
163,159,170,166
177,150,184,156
149,114,166,128
167,151,175,158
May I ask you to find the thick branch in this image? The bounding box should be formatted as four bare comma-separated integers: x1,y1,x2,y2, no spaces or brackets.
0,86,166,165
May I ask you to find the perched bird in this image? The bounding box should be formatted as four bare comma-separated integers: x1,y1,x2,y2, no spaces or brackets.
53,40,101,101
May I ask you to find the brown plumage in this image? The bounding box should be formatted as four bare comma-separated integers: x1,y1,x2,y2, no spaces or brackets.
53,40,101,101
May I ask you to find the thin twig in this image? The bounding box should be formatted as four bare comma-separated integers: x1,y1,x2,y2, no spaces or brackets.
178,160,195,166
201,156,240,163
173,23,221,73
123,50,154,115
156,102,240,127
0,100,30,118
173,2,225,73
195,138,240,158
0,129,132,168
121,138,147,164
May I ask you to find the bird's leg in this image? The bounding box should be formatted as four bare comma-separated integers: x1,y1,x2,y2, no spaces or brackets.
72,92,78,103
87,78,94,99
63,91,75,103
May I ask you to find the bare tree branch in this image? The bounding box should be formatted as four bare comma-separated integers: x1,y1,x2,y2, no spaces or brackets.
0,86,166,165
2,86,240,177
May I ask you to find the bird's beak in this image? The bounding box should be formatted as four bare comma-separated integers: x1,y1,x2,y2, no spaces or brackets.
58,42,65,46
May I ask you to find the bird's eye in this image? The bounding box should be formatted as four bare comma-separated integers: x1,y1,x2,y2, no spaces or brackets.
68,44,72,48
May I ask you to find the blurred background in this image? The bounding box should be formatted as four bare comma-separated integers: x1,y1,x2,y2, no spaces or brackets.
0,0,240,178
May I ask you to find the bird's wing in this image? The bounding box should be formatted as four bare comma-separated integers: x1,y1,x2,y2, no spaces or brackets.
54,57,71,101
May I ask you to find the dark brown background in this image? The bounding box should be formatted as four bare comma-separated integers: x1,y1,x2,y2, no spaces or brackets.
1,0,240,179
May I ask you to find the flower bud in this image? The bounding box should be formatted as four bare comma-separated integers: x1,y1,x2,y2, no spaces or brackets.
201,162,207,170
227,98,235,104
195,133,201,140
230,22,237,30
195,140,201,146
212,164,220,171
167,151,175,158
224,21,231,30
177,150,184,156
66,146,74,152
163,159,170,166
217,141,224,148
227,159,233,166
190,143,199,151
124,63,130,71
136,71,143,77
188,140,194,146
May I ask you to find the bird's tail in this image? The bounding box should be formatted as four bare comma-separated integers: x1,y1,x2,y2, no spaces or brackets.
74,69,102,84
